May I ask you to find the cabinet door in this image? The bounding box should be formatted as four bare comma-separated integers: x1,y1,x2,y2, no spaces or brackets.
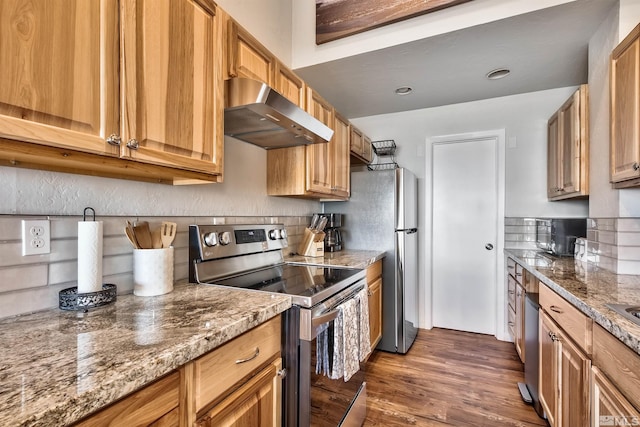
560,90,581,194
547,112,562,198
0,0,119,156
611,32,640,183
274,61,305,108
351,126,364,157
120,0,223,176
514,283,525,364
362,135,373,163
305,87,334,195
368,277,383,351
197,358,282,427
540,310,559,427
559,328,591,427
227,19,274,85
332,113,350,198
592,366,640,427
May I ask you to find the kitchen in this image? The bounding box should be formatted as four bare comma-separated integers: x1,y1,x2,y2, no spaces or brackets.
2,0,640,426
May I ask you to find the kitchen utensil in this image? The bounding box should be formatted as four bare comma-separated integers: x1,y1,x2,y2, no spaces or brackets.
316,216,328,232
161,221,177,248
133,221,153,249
151,227,162,249
310,214,319,230
125,226,140,249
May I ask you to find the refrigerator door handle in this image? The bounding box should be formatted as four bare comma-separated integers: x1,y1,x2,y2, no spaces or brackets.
396,228,418,234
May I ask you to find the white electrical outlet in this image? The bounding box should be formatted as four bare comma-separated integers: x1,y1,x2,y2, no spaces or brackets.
22,220,51,256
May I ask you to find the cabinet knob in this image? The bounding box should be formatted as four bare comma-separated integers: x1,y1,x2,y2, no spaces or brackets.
277,368,287,378
106,134,122,146
634,162,640,171
126,139,139,150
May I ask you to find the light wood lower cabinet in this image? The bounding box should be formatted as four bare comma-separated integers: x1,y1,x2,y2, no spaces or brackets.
366,260,383,352
539,283,593,427
76,316,282,427
75,371,180,427
592,366,640,427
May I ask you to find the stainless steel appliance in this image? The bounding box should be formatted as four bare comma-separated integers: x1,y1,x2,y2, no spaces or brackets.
535,218,587,256
518,293,546,419
224,78,334,149
188,223,367,426
324,167,419,353
318,213,343,252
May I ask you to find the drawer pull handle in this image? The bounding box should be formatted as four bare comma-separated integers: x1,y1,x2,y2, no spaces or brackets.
235,347,260,364
508,291,515,295
550,305,563,314
508,321,515,327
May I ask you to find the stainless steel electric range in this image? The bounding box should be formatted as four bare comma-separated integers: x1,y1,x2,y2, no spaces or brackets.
189,223,367,427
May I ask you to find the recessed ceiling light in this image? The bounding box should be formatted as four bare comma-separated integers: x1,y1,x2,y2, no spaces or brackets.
486,68,511,80
395,86,413,95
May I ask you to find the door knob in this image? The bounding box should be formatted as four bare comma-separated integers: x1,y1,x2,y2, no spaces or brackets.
485,243,494,250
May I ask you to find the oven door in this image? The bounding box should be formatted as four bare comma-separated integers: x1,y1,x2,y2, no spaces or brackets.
285,279,368,426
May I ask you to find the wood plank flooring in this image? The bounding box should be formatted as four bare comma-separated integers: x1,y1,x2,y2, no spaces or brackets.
363,328,548,426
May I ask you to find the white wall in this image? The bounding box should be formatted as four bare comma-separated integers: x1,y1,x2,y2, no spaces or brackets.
291,0,574,69
351,87,589,329
0,135,319,217
588,3,619,218
216,0,293,64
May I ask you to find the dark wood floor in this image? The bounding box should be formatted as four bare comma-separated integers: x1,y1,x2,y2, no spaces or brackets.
363,328,548,426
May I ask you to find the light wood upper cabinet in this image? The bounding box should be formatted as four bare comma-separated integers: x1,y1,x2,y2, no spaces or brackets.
611,23,640,188
547,85,589,200
0,0,224,184
306,87,335,194
350,126,373,165
275,61,306,108
0,0,119,157
120,0,223,176
332,112,351,198
226,17,274,85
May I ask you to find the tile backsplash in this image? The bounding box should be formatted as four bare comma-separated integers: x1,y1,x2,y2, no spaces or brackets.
0,215,311,319
506,216,640,275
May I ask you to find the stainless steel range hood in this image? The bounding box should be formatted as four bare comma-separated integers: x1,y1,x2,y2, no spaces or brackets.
224,78,333,149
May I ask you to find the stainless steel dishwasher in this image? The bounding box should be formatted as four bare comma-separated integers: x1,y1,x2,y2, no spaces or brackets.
518,292,546,419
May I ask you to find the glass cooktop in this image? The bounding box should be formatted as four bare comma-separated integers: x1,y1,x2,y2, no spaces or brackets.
207,264,364,308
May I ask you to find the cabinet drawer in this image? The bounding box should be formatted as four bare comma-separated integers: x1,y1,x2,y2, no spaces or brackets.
539,284,592,353
75,371,179,427
507,257,516,277
366,260,382,283
593,324,640,411
194,315,281,413
515,263,523,282
508,306,515,338
507,275,516,310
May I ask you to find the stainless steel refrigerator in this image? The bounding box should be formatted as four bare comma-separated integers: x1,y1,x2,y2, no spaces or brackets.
324,167,418,353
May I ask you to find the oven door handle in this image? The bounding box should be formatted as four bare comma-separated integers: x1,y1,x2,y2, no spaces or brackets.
312,308,339,328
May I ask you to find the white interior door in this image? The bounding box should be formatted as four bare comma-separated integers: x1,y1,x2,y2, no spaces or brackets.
432,136,498,335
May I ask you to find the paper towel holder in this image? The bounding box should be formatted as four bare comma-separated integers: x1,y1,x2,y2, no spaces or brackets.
59,283,117,311
83,207,95,222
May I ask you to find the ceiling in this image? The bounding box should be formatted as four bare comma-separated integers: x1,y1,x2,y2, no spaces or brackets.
294,0,616,119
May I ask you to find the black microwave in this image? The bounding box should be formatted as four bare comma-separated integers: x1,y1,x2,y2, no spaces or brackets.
535,218,587,256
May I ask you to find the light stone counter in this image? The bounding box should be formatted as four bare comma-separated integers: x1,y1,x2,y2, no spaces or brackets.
505,249,640,356
0,283,291,427
285,249,385,269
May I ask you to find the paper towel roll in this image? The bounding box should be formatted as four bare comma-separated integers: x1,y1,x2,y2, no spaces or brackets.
77,221,103,294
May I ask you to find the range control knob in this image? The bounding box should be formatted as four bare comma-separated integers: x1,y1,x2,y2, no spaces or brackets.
203,232,218,247
269,229,281,240
280,228,287,239
219,231,232,246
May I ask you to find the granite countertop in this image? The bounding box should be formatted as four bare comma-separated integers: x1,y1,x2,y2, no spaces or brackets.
0,283,291,427
285,249,385,269
505,249,640,356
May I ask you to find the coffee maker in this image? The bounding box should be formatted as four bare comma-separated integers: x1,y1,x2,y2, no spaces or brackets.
319,213,343,252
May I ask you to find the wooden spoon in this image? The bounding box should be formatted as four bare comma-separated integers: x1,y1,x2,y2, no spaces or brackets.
133,221,153,249
125,225,140,249
161,221,177,248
